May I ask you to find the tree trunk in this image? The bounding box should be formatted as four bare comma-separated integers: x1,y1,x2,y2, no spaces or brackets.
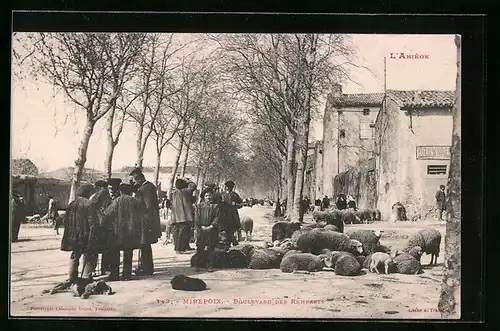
285,128,296,216
195,166,201,187
135,124,145,169
68,119,95,203
181,136,192,177
291,109,311,223
438,34,461,319
169,136,185,193
104,108,116,180
154,150,162,190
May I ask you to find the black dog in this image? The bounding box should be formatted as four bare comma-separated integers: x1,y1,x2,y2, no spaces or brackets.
170,274,207,291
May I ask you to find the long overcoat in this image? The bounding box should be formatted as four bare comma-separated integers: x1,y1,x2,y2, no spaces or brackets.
60,196,92,252
135,181,162,244
104,195,144,250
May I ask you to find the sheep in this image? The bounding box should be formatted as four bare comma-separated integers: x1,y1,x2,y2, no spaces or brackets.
231,243,256,257
225,249,249,268
312,210,344,233
369,252,394,274
171,274,207,291
355,209,373,224
391,202,408,222
283,249,301,258
290,228,313,247
341,209,360,225
323,251,355,268
237,217,254,242
393,248,423,275
248,248,284,269
356,255,367,267
368,208,382,222
296,229,364,256
280,253,325,273
334,255,362,276
272,238,294,251
346,229,383,255
190,249,227,269
403,228,442,265
272,221,301,242
323,224,340,232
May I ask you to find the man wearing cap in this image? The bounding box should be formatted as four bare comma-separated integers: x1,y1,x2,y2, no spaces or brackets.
170,178,197,253
60,183,95,282
131,171,161,276
104,183,143,280
219,180,243,250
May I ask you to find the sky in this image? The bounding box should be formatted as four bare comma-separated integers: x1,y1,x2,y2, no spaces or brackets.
11,34,457,173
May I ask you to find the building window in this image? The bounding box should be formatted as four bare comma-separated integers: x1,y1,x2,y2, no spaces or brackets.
363,108,370,116
339,129,346,138
427,165,447,175
359,119,374,139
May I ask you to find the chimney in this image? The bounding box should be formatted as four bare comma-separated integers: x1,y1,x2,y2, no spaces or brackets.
331,83,343,98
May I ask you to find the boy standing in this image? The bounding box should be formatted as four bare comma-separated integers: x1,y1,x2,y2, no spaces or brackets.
194,191,219,272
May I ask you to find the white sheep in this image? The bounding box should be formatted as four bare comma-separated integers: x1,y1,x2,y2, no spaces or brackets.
369,252,394,274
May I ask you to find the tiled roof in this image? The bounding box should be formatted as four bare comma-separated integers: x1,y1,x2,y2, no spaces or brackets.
330,93,384,107
387,90,455,109
329,90,455,109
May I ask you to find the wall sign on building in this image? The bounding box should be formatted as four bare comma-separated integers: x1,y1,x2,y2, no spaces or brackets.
415,145,451,160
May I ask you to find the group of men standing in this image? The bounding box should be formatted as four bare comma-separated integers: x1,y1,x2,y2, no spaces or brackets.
61,168,161,283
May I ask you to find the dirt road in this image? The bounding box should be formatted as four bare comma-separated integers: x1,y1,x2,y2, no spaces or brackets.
10,206,448,319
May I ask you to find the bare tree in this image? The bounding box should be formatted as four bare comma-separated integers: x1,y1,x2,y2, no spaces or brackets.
438,34,461,319
14,33,146,202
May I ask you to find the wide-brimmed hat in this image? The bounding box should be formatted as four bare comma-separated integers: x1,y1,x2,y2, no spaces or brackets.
119,183,134,195
107,178,122,188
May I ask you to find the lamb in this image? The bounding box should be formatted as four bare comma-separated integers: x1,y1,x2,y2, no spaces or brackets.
171,274,207,291
403,228,442,265
280,253,325,273
346,229,383,255
271,221,301,242
334,255,362,276
237,217,254,242
341,209,360,225
296,229,364,256
355,209,373,224
393,247,424,275
248,248,284,269
391,202,408,222
323,224,340,232
369,252,394,274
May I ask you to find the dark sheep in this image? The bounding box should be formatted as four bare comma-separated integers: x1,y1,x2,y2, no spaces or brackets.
296,229,363,255
283,249,301,258
403,228,442,265
334,255,362,276
225,249,249,268
231,243,256,257
356,255,367,267
368,208,382,222
341,209,360,225
290,228,313,247
393,253,423,275
355,209,373,224
171,274,207,291
272,221,301,242
312,210,344,233
346,229,383,255
280,253,325,273
190,249,227,269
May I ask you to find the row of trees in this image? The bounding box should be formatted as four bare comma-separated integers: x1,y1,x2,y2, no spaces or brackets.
13,33,247,202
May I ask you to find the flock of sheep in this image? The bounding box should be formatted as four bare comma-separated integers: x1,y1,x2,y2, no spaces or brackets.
191,209,442,279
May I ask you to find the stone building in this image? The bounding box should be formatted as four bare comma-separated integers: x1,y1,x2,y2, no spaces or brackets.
375,90,454,221
321,84,383,198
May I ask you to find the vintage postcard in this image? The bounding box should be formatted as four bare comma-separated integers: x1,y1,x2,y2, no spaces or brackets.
10,30,461,319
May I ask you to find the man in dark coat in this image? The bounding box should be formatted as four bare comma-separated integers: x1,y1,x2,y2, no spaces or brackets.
104,183,144,280
132,171,161,276
219,180,243,250
11,192,26,242
88,180,112,277
322,195,331,210
335,194,347,210
170,178,197,253
60,183,95,282
435,185,446,221
194,191,220,272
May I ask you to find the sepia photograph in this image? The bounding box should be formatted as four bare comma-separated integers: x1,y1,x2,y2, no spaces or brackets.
10,31,461,319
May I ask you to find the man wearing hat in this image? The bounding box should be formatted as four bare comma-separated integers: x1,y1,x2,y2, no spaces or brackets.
219,180,243,250
131,170,161,276
104,183,143,280
60,183,96,282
